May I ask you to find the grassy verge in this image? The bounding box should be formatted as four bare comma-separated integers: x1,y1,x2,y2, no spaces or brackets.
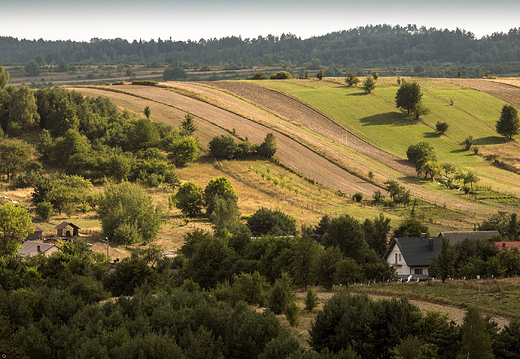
347,277,520,319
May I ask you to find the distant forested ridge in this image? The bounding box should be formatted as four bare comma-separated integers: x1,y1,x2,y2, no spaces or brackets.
2,24,520,71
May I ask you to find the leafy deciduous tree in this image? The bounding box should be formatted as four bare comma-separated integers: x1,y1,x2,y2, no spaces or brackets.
97,181,163,243
0,203,34,256
395,81,423,115
496,104,520,139
172,181,204,217
0,138,34,181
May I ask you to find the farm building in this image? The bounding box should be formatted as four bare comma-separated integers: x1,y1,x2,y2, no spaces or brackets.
384,235,442,281
489,241,520,251
55,222,80,238
19,240,59,258
438,231,500,245
26,226,43,241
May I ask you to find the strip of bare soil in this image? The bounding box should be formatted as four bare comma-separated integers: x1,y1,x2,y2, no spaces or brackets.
206,81,416,177
77,85,381,196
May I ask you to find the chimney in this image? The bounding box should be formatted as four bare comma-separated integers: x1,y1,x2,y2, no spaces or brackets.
429,238,434,251
37,245,41,253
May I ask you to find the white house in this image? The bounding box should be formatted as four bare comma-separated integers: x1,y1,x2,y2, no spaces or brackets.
384,235,442,280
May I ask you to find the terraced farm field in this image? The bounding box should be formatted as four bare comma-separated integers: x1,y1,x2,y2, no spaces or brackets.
71,77,520,229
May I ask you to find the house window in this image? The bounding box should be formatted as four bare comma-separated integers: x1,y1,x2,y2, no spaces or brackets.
395,253,398,263
414,268,423,275
399,254,402,262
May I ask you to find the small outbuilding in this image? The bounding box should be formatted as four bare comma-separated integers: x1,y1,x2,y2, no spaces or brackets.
438,231,500,245
26,226,43,241
55,222,80,238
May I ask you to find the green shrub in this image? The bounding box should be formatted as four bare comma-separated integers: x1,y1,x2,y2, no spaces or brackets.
63,202,76,217
268,273,295,315
250,72,268,80
435,121,449,135
36,201,53,221
284,302,301,327
113,222,143,244
352,192,363,202
304,288,319,311
464,135,474,150
271,71,293,79
131,80,158,86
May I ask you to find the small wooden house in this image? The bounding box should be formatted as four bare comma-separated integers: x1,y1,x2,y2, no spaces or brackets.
55,222,80,238
26,226,43,241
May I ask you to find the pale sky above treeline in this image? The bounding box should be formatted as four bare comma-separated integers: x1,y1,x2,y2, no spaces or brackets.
2,0,519,42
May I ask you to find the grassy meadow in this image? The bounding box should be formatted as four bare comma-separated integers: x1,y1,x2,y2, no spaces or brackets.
255,77,520,199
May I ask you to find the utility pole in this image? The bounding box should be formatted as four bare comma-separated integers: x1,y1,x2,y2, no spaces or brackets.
102,236,109,261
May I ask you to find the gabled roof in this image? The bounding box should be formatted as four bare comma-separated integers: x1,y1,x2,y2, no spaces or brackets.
438,231,499,245
385,237,442,266
19,240,56,257
55,222,80,230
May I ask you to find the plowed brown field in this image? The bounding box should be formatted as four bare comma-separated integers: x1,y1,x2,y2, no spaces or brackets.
205,81,416,177
74,85,381,195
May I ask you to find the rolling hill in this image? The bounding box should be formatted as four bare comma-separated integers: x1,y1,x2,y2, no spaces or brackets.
69,77,520,233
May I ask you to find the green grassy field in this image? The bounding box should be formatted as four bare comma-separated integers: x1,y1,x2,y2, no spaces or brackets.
255,77,520,198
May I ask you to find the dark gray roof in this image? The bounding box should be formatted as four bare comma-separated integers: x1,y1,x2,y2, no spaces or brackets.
19,240,56,257
385,237,442,266
55,222,80,230
438,231,500,245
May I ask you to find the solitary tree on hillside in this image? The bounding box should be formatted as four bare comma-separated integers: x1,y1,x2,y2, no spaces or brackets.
345,71,360,87
496,104,520,139
363,76,376,93
395,81,423,115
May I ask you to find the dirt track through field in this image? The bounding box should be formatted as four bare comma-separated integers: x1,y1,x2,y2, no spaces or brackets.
81,85,381,196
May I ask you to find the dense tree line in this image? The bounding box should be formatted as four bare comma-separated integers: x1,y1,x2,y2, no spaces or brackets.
3,25,520,77
310,292,520,359
1,235,519,358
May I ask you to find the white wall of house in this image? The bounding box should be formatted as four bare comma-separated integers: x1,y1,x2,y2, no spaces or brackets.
386,245,410,277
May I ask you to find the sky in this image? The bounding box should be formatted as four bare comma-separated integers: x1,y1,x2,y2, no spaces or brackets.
2,0,519,42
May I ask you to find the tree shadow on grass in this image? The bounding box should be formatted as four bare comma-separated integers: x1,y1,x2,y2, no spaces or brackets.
345,92,365,97
424,132,440,138
473,136,508,145
359,112,415,127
